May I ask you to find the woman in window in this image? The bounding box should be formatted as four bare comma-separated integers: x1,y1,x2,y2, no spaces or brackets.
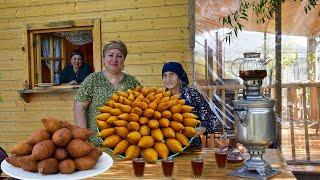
59,50,92,85
162,61,222,148
73,41,141,146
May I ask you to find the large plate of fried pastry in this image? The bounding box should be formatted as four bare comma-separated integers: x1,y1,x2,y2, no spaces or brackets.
1,152,112,180
96,86,201,164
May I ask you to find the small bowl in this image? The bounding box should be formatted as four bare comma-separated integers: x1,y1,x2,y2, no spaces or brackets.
227,158,245,164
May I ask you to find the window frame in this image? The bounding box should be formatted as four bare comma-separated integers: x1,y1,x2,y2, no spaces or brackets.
25,19,101,89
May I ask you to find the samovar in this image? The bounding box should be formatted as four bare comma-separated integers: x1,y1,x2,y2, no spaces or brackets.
229,52,279,179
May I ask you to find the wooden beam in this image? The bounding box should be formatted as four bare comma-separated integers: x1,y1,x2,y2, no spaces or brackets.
287,87,296,160
93,18,101,71
302,86,311,161
221,89,226,132
29,32,35,88
204,39,208,84
31,27,92,34
317,87,320,134
26,19,94,31
61,38,66,69
36,34,42,84
49,36,54,83
274,1,282,149
188,0,195,49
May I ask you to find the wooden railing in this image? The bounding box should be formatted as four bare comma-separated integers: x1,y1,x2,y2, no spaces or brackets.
264,82,320,165
199,82,320,164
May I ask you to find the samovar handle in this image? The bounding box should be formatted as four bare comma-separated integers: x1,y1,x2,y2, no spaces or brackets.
234,107,249,127
230,57,243,77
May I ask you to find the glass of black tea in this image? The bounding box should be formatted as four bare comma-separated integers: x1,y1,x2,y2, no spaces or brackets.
191,158,204,177
132,158,145,177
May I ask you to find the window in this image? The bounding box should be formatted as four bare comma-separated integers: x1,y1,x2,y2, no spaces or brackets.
26,19,101,89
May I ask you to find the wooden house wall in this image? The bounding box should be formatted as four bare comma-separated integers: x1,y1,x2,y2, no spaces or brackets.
0,0,192,152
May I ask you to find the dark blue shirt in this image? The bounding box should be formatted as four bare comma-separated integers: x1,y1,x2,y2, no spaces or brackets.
180,86,222,147
59,63,92,84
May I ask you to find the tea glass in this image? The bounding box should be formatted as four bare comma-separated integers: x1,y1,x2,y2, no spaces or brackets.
214,149,228,169
161,159,174,177
191,158,204,177
132,158,145,177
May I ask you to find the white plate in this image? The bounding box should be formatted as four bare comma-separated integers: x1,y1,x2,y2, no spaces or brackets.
1,152,113,180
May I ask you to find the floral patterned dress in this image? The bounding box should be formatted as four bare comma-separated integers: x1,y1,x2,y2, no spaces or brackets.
74,71,141,146
180,86,222,147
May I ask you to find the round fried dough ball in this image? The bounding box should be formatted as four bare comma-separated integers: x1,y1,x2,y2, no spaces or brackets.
38,158,58,174
31,140,56,161
52,128,72,146
10,140,33,156
87,148,103,161
59,159,76,174
74,156,97,170
66,139,93,158
71,128,93,140
41,117,62,134
19,155,38,172
54,148,68,161
28,129,50,145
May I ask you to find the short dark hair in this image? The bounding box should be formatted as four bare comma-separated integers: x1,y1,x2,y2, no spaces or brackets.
71,50,84,59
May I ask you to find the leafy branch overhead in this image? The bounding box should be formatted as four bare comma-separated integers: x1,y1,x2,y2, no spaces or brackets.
220,0,320,43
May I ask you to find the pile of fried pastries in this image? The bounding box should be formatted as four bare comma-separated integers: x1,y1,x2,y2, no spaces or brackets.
96,86,200,163
6,117,102,174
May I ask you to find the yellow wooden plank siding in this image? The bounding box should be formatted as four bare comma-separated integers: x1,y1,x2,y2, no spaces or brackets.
0,132,31,143
0,50,24,61
0,92,21,101
104,29,189,43
0,111,73,122
0,39,21,50
0,5,188,30
0,70,24,80
0,29,21,40
0,0,192,152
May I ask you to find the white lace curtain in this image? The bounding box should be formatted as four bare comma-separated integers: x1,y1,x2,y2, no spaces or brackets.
54,30,93,45
41,38,60,84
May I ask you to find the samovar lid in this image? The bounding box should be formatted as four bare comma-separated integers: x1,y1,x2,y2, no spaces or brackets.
233,98,275,108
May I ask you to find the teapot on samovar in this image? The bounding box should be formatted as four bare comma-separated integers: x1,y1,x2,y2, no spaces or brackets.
229,52,279,179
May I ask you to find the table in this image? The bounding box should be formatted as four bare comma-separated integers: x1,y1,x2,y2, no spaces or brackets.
89,148,295,179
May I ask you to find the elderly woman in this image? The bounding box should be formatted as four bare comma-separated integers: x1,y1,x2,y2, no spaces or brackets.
73,41,141,146
59,50,92,85
162,62,221,148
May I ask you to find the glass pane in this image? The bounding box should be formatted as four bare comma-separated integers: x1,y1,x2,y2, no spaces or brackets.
41,37,50,58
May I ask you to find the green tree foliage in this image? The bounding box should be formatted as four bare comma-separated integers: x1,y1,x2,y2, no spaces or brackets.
220,0,319,43
263,40,297,69
261,40,299,82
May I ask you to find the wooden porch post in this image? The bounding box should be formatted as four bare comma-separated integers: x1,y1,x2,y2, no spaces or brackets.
307,38,320,121
216,32,223,80
188,0,195,82
275,2,282,149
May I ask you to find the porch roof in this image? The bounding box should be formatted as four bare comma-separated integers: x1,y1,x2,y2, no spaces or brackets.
195,0,320,37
